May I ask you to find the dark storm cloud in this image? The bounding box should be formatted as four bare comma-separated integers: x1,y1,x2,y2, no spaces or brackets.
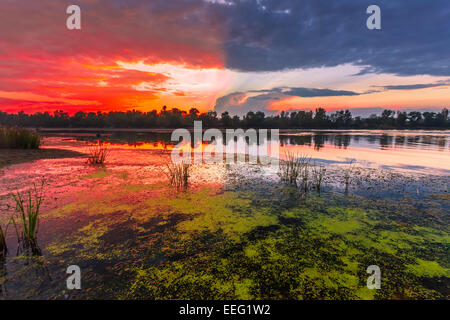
381,83,449,90
370,79,450,91
284,87,359,97
214,87,362,115
206,0,450,76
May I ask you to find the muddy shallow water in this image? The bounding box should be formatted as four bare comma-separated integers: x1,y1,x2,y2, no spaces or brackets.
0,130,449,299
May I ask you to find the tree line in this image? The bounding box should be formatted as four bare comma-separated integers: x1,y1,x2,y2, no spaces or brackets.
0,107,449,129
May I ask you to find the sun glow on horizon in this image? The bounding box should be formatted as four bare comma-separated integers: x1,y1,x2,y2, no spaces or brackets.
116,60,233,111
1,58,449,115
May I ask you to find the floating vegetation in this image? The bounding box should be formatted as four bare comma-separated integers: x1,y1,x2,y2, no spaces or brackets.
11,180,45,254
114,188,449,300
279,151,309,186
87,142,110,165
0,127,40,149
165,163,191,190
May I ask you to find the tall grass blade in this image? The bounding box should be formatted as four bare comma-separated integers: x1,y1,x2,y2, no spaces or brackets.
11,180,44,252
0,226,6,258
311,162,326,195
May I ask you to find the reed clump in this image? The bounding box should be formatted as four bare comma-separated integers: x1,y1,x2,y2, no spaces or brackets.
11,180,44,250
311,162,326,194
0,127,41,149
165,163,191,190
279,151,309,186
87,142,110,165
344,160,355,193
300,161,310,192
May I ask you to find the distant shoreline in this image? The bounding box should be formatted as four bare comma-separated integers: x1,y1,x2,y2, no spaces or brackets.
34,127,450,133
2,108,448,131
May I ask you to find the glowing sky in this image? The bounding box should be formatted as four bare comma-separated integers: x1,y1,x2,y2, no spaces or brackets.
0,0,449,115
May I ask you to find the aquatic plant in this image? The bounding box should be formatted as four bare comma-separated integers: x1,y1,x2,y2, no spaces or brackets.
87,142,110,165
300,162,310,192
165,163,191,190
344,160,355,193
311,162,326,194
0,225,6,258
0,127,40,149
11,180,45,249
279,151,309,186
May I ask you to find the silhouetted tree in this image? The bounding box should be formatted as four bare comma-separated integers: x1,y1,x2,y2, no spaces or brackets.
0,107,448,129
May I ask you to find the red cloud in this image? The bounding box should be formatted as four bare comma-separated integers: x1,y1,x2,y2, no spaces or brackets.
0,0,225,114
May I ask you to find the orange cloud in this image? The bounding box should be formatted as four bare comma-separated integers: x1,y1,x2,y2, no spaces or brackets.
269,86,450,113
0,1,226,114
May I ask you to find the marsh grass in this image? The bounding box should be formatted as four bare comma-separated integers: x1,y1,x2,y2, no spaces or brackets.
0,225,6,258
11,180,44,252
279,151,310,186
87,142,110,165
300,162,310,192
311,162,326,194
165,163,191,190
344,160,355,193
0,127,40,149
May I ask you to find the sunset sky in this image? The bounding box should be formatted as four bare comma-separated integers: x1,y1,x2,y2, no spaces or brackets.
0,0,449,116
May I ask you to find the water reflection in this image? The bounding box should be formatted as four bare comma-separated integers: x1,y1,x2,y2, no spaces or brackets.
280,131,449,151
46,130,450,150
43,130,450,174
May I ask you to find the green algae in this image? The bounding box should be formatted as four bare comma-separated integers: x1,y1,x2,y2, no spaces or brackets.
407,259,449,277
51,187,449,299
84,169,112,179
5,173,449,300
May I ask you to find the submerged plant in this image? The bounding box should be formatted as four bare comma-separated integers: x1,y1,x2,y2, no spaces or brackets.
279,151,309,186
165,163,191,190
11,180,45,252
87,142,110,165
0,127,41,149
311,162,326,194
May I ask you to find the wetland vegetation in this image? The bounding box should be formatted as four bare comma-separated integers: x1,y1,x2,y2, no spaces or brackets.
87,143,110,166
0,130,448,299
0,127,40,149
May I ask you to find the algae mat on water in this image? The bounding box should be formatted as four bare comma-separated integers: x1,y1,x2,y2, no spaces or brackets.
3,179,449,300
119,189,448,300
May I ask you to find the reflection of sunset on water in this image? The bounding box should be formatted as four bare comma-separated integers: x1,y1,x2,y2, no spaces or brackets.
37,130,449,174
279,144,449,174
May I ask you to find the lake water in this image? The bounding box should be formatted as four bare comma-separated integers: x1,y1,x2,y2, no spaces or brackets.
0,130,449,299
40,129,450,172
